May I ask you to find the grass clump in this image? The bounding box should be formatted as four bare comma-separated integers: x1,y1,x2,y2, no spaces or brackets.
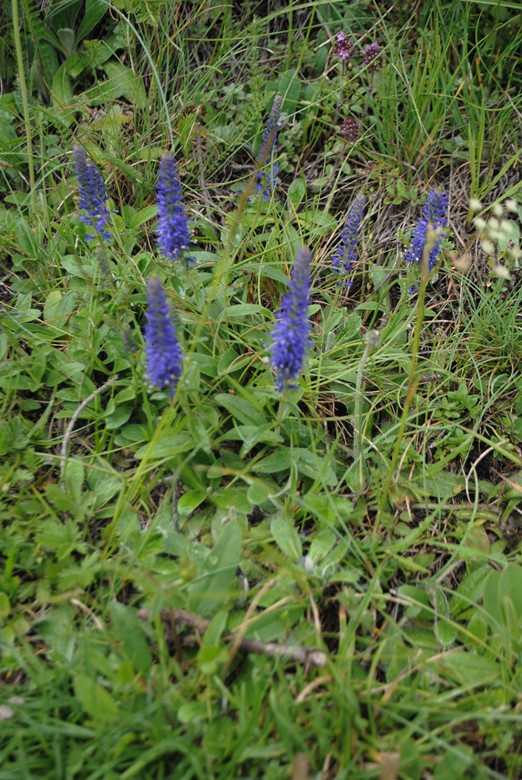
1,1,521,777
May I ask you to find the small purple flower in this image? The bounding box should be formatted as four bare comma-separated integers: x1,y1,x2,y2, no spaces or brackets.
363,42,382,70
73,146,112,241
332,195,366,285
405,190,448,272
340,117,360,142
144,277,183,395
335,31,354,61
157,155,193,264
256,94,283,200
270,247,312,392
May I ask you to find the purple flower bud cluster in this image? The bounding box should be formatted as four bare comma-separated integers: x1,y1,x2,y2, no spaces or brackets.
333,34,383,72
335,31,354,61
144,277,184,396
405,190,448,271
270,247,312,392
363,42,381,70
332,195,366,285
156,155,194,264
73,146,112,242
340,117,360,142
256,94,283,200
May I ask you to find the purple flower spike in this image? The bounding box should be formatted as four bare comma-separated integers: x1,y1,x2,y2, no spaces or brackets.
144,277,183,395
332,195,366,285
340,117,360,142
405,190,448,272
157,155,193,264
256,94,283,200
363,42,382,70
270,247,312,392
335,32,354,61
73,146,112,242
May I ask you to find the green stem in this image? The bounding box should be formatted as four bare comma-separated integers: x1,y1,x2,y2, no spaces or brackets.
353,330,380,489
375,234,433,523
11,0,36,212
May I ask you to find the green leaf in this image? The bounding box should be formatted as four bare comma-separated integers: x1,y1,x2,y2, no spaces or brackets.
77,0,109,42
56,28,76,57
223,304,267,319
126,204,157,229
43,290,76,326
97,61,147,108
187,520,242,617
287,177,306,208
109,602,152,675
0,593,10,618
64,458,84,504
271,514,302,561
214,394,267,426
73,674,118,722
50,69,75,126
294,449,338,487
178,490,207,517
237,424,283,457
434,652,501,687
252,449,291,474
308,528,336,563
134,433,194,461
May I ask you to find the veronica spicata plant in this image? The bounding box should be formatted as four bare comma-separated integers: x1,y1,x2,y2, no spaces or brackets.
270,247,312,391
73,146,112,241
144,277,183,395
256,94,283,200
332,194,366,284
157,154,193,264
405,189,448,271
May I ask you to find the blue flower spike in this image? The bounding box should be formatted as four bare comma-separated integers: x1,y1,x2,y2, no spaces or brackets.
270,246,312,392
405,190,448,272
156,154,194,264
256,94,283,200
332,194,366,285
73,146,112,242
144,277,184,396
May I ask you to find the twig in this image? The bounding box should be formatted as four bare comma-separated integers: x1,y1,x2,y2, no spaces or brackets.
137,608,328,668
60,376,118,490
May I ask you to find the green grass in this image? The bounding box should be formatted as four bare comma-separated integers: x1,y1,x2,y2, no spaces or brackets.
1,0,521,777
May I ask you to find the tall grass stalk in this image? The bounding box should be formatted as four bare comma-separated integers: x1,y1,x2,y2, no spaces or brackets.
375,226,442,525
11,0,36,212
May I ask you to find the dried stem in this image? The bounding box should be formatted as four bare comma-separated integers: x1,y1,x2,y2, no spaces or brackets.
138,608,328,669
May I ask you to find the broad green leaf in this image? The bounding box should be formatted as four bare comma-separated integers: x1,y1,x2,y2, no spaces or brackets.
0,593,10,618
178,490,207,517
56,28,75,56
50,66,75,125
308,528,336,563
109,602,152,675
187,520,242,616
91,62,146,108
126,204,157,229
434,652,500,687
73,674,118,721
77,0,108,42
237,424,283,457
43,290,76,325
287,178,306,208
271,514,302,561
252,450,291,474
64,458,84,504
214,394,266,426
134,433,194,460
223,304,267,319
294,448,338,487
